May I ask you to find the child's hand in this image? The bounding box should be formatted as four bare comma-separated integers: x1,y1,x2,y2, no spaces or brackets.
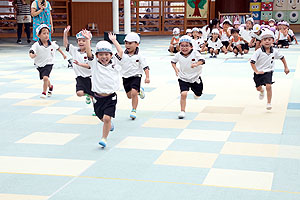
73,60,81,66
175,68,179,76
255,71,264,74
145,78,150,84
284,68,290,75
191,63,198,68
108,32,117,42
81,29,91,40
64,25,71,34
63,54,67,59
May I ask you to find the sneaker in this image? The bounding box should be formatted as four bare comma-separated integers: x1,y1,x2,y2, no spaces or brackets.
40,92,47,99
92,112,96,116
47,85,53,97
194,94,200,99
139,87,145,99
178,111,185,119
213,55,217,58
209,55,213,58
170,52,174,56
110,121,114,131
98,138,107,148
266,103,272,110
27,39,31,44
85,95,91,104
259,88,265,100
130,109,136,120
17,40,22,44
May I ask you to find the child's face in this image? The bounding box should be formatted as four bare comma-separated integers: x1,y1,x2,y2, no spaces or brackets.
192,31,198,37
269,22,275,27
77,38,86,50
283,25,288,30
212,33,219,39
223,23,230,29
125,41,139,53
246,21,253,29
179,42,192,55
261,37,274,48
234,24,240,29
173,34,180,39
187,32,192,37
232,32,239,37
199,32,203,37
96,52,113,65
38,28,49,41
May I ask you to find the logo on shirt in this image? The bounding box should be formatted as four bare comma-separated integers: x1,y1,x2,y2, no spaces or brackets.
51,49,53,51
136,60,139,62
84,56,87,59
192,59,195,61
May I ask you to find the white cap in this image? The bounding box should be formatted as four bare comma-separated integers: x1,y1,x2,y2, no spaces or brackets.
76,30,92,39
179,35,193,46
192,27,200,32
246,17,254,24
186,28,192,33
222,19,233,25
253,24,261,33
261,29,275,40
234,20,240,25
211,28,219,35
96,41,112,53
173,28,180,34
124,32,140,43
36,24,50,35
269,18,275,23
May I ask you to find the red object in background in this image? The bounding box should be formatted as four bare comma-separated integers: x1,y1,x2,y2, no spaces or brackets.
261,2,273,11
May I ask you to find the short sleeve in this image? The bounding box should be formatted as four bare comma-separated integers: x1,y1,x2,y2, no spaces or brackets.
139,54,148,70
274,49,284,60
171,53,179,64
195,51,205,63
218,39,223,48
250,49,260,64
52,41,59,50
207,39,212,47
31,1,37,9
30,42,38,54
67,44,77,56
288,29,294,36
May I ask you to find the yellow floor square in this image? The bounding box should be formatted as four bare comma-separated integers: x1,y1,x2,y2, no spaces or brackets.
201,106,245,114
33,107,82,115
0,70,18,75
203,168,274,190
154,151,218,168
142,118,192,129
194,113,240,122
0,194,48,200
221,142,279,157
16,132,79,145
116,136,174,150
177,129,231,142
14,99,59,107
12,79,40,84
57,115,100,125
0,156,95,176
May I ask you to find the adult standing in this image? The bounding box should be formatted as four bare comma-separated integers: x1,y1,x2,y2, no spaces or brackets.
31,0,53,41
13,0,31,44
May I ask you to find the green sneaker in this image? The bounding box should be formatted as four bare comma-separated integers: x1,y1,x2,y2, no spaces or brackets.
85,95,91,104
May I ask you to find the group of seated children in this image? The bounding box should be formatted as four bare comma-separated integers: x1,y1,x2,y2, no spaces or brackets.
168,17,298,58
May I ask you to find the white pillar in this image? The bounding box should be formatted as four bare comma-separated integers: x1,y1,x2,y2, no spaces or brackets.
113,0,119,33
124,0,131,34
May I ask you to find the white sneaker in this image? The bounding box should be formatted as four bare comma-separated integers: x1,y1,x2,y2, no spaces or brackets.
266,103,272,110
194,94,200,99
40,93,47,99
178,111,185,119
130,109,136,120
259,89,265,100
139,87,145,99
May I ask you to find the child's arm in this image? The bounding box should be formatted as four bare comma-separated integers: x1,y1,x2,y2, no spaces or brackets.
81,30,92,59
281,57,290,75
227,40,233,50
191,60,205,68
58,48,67,59
73,60,90,69
171,62,179,76
294,36,298,44
144,69,150,83
63,25,70,48
29,50,37,59
250,63,264,74
221,46,228,54
108,32,123,59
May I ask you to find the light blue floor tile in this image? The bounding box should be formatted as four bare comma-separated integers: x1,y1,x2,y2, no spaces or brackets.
287,103,300,110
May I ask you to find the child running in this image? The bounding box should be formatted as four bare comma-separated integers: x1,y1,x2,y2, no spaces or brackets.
82,30,123,148
121,32,150,120
171,35,205,119
63,25,93,105
250,29,289,110
29,24,66,98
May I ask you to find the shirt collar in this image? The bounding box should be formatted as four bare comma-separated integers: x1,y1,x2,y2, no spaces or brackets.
38,39,51,47
261,46,274,53
124,47,139,55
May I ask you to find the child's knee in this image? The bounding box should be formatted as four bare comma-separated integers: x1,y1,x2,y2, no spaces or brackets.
266,84,272,90
181,91,188,98
42,76,49,82
131,89,138,97
102,115,111,124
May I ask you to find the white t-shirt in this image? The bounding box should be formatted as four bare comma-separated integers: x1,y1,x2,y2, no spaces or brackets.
288,29,294,37
30,40,59,67
31,1,52,10
201,25,210,41
192,37,205,51
240,27,252,43
88,54,122,94
66,44,91,78
251,32,262,41
278,32,288,40
250,46,284,72
207,38,223,49
171,50,205,83
230,36,243,46
121,48,148,78
220,29,230,42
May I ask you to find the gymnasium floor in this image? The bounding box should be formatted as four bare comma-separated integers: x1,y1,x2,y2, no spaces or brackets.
0,35,300,200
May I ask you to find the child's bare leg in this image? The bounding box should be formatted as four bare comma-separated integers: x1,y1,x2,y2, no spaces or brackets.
210,48,214,55
131,89,138,110
42,76,49,93
101,115,111,139
233,48,238,55
180,91,188,112
176,45,180,51
255,41,260,50
266,84,272,104
256,86,263,92
228,46,233,52
237,45,243,54
169,45,174,52
244,49,249,54
126,91,132,99
214,49,219,55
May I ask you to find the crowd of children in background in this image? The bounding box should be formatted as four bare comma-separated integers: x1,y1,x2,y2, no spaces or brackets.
169,17,298,58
